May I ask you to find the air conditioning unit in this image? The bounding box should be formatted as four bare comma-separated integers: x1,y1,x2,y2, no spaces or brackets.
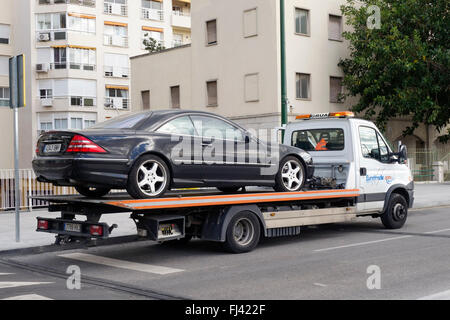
38,33,51,42
36,63,49,73
41,98,53,107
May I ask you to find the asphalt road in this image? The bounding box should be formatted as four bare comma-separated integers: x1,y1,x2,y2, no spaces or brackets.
0,206,449,300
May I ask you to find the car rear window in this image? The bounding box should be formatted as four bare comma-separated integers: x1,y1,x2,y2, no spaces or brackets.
292,128,345,151
90,112,151,129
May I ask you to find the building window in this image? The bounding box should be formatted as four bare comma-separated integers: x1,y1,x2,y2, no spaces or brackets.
244,73,259,102
69,47,96,70
170,86,180,109
243,8,257,38
84,120,96,128
0,24,11,44
142,28,164,49
36,13,66,30
206,19,217,45
330,76,343,103
104,0,128,16
329,15,343,41
0,87,9,107
295,8,309,35
71,117,83,129
141,90,150,110
105,86,129,109
104,52,129,78
68,14,96,34
40,122,53,132
104,23,128,47
296,73,310,100
206,80,218,107
40,89,53,99
0,56,9,76
141,0,164,21
54,118,68,129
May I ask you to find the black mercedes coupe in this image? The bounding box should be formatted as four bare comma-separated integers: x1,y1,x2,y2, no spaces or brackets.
33,110,314,199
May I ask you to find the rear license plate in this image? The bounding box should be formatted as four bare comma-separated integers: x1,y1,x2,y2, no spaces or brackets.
44,144,61,153
64,223,81,233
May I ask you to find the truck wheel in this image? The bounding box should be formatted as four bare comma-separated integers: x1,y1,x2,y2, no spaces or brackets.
381,193,408,229
127,155,170,199
274,156,306,192
75,186,111,198
223,211,260,253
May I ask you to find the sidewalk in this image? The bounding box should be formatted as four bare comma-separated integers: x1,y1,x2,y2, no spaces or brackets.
0,183,449,252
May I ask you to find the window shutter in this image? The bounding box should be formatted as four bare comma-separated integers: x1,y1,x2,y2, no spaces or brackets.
207,81,218,106
329,15,342,40
171,86,180,109
330,77,343,103
207,20,217,44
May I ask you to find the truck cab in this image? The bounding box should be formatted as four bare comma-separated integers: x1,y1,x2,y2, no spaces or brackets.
284,112,414,219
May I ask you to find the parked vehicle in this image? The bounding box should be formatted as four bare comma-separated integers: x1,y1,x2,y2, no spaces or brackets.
33,110,314,199
35,112,413,253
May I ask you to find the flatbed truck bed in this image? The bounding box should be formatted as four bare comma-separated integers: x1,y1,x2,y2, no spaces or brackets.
33,188,377,253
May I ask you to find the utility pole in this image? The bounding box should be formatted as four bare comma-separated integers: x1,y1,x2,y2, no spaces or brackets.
280,0,288,137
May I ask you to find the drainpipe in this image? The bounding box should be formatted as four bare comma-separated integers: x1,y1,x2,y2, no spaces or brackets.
280,0,288,134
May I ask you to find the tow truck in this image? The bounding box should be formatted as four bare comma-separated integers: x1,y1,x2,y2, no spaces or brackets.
34,112,414,253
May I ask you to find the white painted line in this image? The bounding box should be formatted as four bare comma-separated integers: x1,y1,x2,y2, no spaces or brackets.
418,289,450,300
314,235,413,252
0,273,14,276
0,282,53,289
59,253,184,275
424,228,450,234
3,294,53,300
313,283,327,287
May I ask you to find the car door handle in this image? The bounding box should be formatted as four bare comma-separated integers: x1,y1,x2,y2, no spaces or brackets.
360,168,367,176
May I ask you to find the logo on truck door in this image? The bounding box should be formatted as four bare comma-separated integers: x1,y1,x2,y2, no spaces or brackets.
366,175,393,184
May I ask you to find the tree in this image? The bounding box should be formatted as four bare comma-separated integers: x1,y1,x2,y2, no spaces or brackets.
143,33,165,53
339,0,450,142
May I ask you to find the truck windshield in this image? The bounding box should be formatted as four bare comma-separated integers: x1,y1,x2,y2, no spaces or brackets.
292,129,345,151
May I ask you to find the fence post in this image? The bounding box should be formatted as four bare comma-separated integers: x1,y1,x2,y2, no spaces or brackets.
433,161,444,183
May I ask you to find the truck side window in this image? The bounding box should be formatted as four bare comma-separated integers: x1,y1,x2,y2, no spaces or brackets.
292,129,344,151
359,126,380,160
377,134,390,163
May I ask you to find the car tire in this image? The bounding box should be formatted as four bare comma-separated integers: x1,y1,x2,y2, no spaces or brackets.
274,156,306,192
223,211,260,254
75,186,111,198
381,193,408,229
217,187,242,193
127,155,170,199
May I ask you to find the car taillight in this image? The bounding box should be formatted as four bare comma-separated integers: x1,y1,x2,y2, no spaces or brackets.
90,225,103,236
37,220,49,230
66,135,106,153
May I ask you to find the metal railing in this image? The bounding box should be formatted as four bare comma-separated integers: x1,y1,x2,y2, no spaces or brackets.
172,10,190,17
141,8,164,21
104,2,128,16
104,34,129,47
105,97,129,110
50,62,96,71
0,169,77,212
408,149,450,182
104,65,130,78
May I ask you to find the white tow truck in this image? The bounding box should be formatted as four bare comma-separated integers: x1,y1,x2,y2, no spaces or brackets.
34,112,413,253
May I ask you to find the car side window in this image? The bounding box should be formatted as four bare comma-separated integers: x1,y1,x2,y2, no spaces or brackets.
359,126,381,161
190,116,244,141
156,116,196,136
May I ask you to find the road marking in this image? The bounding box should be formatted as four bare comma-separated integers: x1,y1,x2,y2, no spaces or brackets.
314,235,413,252
3,294,53,300
313,283,327,287
418,289,450,300
59,253,184,275
0,273,14,276
424,228,450,234
0,282,53,289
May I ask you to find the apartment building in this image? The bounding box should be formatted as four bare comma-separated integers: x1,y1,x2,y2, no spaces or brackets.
131,0,445,156
0,0,191,169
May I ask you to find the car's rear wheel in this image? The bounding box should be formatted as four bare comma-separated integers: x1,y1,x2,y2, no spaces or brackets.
75,186,111,198
127,155,170,199
274,156,306,192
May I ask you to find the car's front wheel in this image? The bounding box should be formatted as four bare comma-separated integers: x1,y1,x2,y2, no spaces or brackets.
75,186,111,198
127,155,170,199
274,156,306,192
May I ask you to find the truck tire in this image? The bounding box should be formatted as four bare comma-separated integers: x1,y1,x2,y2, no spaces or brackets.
223,211,261,253
381,193,408,229
75,186,111,198
274,156,306,192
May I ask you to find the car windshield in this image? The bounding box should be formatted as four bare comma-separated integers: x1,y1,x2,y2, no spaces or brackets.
90,112,151,129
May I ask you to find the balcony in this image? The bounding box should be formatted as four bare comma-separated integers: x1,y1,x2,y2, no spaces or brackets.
36,30,67,42
104,66,129,78
104,2,128,16
38,0,96,6
141,8,164,21
40,98,53,107
0,98,9,107
50,62,96,71
104,34,129,47
105,97,129,110
172,11,191,29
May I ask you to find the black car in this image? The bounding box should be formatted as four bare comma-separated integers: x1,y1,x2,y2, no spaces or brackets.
33,110,314,199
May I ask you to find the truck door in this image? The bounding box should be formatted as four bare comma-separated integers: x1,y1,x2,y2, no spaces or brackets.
357,126,393,211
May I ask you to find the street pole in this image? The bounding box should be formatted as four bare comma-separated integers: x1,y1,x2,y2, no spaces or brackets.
14,102,20,242
280,0,288,138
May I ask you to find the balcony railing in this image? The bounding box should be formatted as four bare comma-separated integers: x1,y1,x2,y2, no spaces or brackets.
172,10,190,17
104,2,128,16
49,62,96,71
141,8,164,21
104,34,129,47
0,98,9,107
105,97,129,110
38,0,96,6
104,66,130,78
172,40,184,47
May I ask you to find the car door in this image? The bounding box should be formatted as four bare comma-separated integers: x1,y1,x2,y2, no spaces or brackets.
154,116,205,186
358,126,393,211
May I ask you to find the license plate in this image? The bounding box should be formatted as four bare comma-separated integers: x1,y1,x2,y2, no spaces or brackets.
44,144,61,153
64,223,81,233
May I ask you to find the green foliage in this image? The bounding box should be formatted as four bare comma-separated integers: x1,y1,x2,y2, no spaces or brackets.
339,0,450,142
143,33,165,53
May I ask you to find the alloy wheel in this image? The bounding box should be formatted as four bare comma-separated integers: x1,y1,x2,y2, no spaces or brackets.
136,160,167,196
281,160,303,191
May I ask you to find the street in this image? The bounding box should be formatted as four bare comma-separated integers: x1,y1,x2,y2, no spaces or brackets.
0,206,449,300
